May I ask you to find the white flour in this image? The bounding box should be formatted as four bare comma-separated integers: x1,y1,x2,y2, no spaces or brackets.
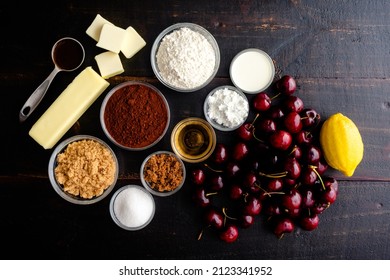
156,27,216,90
207,87,249,128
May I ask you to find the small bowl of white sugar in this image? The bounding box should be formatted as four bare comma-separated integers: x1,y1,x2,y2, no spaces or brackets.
204,85,249,131
109,185,155,231
151,22,220,92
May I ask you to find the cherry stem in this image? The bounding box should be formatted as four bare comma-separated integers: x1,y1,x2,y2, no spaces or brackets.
204,163,223,173
205,191,218,197
308,165,325,190
251,128,266,143
271,92,282,100
222,207,237,226
258,171,288,179
288,145,298,156
250,113,260,128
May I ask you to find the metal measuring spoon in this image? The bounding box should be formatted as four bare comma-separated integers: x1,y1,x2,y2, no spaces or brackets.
19,37,85,122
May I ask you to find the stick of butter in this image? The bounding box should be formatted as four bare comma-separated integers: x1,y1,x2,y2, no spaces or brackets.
29,67,110,149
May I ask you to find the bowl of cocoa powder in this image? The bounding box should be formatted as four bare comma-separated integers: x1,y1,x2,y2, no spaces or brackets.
100,81,170,150
140,151,186,197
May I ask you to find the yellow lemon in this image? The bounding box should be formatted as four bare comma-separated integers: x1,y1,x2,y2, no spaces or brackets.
319,113,364,177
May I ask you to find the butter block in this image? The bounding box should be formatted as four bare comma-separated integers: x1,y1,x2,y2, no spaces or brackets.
96,24,126,53
95,51,124,79
121,26,146,59
86,14,114,42
29,67,110,149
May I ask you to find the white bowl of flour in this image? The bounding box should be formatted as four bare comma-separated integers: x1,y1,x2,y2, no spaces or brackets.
151,22,220,92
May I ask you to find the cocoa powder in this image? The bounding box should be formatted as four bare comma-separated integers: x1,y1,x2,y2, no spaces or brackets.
104,83,168,148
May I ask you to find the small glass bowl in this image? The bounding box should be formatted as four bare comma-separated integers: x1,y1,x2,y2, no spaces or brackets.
171,117,217,163
48,135,119,205
109,185,155,231
100,81,170,151
204,85,249,131
150,22,220,92
140,151,186,197
229,48,275,94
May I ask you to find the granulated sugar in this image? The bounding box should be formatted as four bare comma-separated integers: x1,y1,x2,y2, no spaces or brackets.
156,27,216,90
113,186,155,229
206,87,249,128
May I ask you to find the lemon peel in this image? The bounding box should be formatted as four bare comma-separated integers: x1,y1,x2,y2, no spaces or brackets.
319,113,364,177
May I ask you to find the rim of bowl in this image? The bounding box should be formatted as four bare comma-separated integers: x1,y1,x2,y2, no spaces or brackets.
100,81,170,151
140,150,186,197
109,185,156,231
170,117,217,163
150,22,220,93
48,135,119,205
203,85,249,132
229,48,275,94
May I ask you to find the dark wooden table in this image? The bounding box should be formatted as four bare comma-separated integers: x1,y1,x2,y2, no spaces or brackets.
1,0,389,260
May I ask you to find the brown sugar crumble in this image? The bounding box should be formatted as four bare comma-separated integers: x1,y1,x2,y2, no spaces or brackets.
143,153,184,192
54,139,116,199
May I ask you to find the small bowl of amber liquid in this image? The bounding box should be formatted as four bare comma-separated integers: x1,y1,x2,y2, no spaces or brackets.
171,117,216,163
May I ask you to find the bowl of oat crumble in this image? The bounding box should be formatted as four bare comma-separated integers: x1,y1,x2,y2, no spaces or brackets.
48,135,119,205
140,151,186,197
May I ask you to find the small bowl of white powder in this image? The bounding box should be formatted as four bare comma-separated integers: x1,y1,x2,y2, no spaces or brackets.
151,22,220,92
204,85,249,131
109,185,155,231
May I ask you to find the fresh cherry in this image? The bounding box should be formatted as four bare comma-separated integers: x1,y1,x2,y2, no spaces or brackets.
253,92,271,111
303,145,322,165
242,195,262,216
239,215,255,228
283,95,304,113
226,161,242,178
193,187,215,207
191,168,206,185
283,111,302,134
299,212,319,231
229,184,244,200
210,174,224,191
269,130,292,151
212,143,228,165
204,208,224,229
273,217,294,238
276,75,296,95
282,189,302,211
219,224,239,243
237,122,254,141
232,142,249,161
300,108,321,128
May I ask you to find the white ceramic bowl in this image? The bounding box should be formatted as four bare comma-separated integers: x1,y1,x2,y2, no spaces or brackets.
48,135,118,205
151,22,220,92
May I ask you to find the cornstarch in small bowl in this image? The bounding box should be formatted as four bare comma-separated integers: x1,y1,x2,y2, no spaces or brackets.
204,86,249,131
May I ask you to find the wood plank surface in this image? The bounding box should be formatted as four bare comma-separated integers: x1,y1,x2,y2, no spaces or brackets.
0,0,389,260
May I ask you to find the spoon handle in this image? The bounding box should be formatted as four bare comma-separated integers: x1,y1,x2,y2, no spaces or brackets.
19,67,60,123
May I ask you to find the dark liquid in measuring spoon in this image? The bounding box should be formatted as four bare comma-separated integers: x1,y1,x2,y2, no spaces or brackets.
53,39,84,70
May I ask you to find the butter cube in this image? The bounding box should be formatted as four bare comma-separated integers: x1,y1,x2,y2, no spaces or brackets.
29,67,110,149
121,26,146,59
96,24,126,53
95,51,124,79
86,14,114,42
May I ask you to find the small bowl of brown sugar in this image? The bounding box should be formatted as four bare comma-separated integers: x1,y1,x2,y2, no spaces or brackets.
140,151,186,197
48,135,119,205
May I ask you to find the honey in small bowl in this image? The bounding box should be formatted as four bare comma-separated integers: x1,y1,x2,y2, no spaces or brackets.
171,117,216,163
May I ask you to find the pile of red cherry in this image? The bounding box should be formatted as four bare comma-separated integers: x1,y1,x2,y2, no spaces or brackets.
191,75,339,243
